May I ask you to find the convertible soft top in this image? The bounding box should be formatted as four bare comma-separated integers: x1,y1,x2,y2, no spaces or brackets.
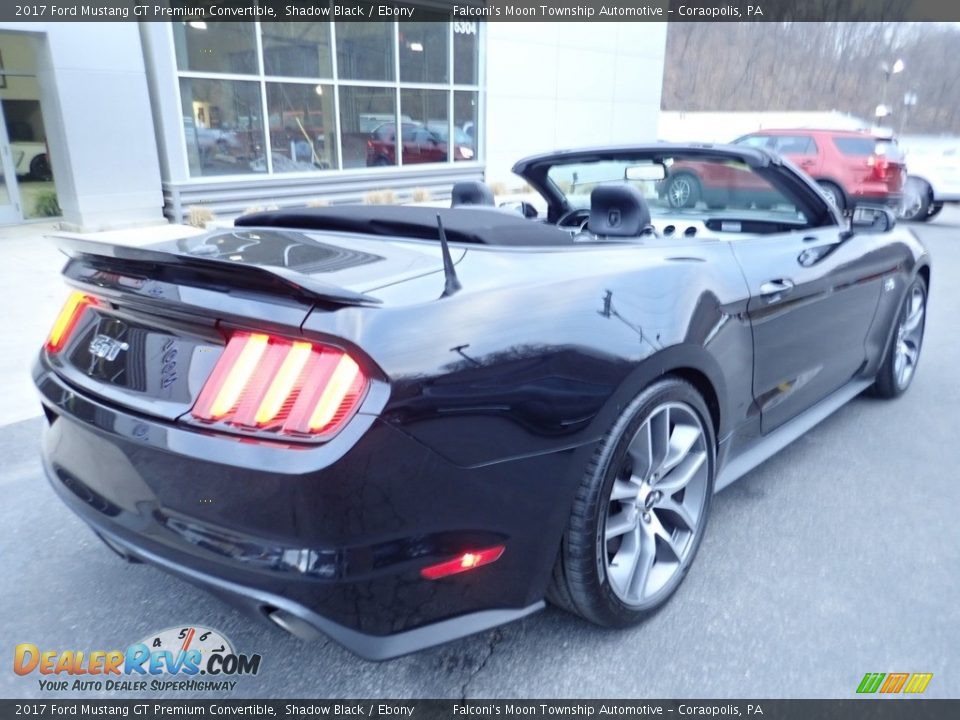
236,206,574,247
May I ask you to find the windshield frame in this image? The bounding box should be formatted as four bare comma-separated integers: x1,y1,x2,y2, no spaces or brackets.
512,144,840,228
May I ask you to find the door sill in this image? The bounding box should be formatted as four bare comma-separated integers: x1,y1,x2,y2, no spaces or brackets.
716,378,873,491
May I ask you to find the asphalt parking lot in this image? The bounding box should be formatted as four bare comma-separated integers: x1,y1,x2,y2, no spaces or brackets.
2,210,958,700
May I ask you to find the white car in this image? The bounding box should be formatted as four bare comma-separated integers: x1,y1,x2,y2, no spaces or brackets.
899,137,960,221
10,141,51,181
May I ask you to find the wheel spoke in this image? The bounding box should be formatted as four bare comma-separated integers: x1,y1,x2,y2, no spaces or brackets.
649,408,671,475
650,513,684,563
660,423,701,475
903,304,924,333
657,497,697,532
610,479,638,501
627,422,653,480
894,347,905,380
607,526,642,596
903,342,918,365
605,510,637,541
655,450,707,494
627,533,656,600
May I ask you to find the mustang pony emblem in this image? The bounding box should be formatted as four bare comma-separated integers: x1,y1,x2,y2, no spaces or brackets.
88,334,129,362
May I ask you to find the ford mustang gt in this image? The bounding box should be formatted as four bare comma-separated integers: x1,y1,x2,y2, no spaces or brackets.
33,144,929,660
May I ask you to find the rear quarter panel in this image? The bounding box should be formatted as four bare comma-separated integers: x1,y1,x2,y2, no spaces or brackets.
302,238,756,470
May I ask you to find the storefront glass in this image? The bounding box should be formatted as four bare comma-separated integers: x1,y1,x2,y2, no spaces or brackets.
173,19,482,177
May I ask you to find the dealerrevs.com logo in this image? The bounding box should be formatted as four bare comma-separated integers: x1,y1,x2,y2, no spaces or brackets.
13,626,262,693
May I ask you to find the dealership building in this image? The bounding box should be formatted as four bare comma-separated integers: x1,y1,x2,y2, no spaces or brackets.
0,18,666,230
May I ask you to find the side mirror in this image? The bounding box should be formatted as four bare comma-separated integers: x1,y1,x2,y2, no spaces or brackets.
850,205,896,233
500,201,538,219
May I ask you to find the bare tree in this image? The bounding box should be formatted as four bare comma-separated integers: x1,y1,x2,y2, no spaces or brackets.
662,20,960,134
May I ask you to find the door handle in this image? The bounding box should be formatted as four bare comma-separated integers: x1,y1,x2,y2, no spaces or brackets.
759,279,795,302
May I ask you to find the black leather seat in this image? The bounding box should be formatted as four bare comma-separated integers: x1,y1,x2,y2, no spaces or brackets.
451,181,495,207
587,184,652,237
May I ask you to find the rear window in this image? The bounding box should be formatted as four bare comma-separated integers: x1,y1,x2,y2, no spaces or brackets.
833,136,901,159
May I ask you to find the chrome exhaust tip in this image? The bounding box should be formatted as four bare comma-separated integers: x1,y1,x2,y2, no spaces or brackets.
265,607,324,641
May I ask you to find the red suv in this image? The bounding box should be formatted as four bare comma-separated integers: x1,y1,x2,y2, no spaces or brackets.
733,129,905,212
366,122,473,166
661,129,905,213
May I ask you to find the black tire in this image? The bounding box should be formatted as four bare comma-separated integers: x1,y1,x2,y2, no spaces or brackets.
926,202,943,219
664,173,701,209
372,156,391,167
872,275,927,399
899,178,931,222
548,377,716,627
29,153,52,182
817,181,845,212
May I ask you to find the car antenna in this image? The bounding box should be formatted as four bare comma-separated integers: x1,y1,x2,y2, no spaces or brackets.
436,213,462,297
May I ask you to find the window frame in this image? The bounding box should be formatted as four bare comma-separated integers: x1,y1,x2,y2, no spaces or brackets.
171,19,484,181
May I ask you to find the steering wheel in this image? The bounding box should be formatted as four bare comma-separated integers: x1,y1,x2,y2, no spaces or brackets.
556,207,590,228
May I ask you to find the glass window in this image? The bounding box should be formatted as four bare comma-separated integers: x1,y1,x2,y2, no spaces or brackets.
179,78,265,176
173,23,257,75
399,89,449,164
770,135,816,155
267,83,338,172
336,23,394,81
545,156,807,224
399,17,448,83
833,137,878,156
733,134,770,149
453,91,479,161
261,23,333,78
339,86,397,168
453,21,479,85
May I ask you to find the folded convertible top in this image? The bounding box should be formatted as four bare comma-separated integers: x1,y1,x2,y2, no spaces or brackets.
236,205,574,247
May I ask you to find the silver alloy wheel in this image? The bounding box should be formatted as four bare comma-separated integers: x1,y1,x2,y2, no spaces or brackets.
894,284,925,389
603,402,709,607
820,184,841,208
667,177,693,208
900,182,924,220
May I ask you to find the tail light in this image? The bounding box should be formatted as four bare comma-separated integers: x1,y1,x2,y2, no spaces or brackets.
868,154,890,181
46,291,98,353
191,331,367,440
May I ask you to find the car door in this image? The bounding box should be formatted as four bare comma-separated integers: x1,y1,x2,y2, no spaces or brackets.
731,226,886,434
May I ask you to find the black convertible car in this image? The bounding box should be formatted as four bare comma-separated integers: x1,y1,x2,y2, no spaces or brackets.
34,144,929,660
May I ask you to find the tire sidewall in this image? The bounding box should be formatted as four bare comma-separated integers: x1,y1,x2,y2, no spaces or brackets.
578,378,716,626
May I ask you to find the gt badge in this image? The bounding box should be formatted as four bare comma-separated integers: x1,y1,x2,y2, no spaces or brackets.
89,334,129,361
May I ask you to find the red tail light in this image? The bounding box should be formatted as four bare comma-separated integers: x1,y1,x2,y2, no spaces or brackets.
868,154,889,181
191,331,367,440
420,546,506,580
46,291,97,353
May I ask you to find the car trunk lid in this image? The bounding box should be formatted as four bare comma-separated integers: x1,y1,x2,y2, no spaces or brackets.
45,229,459,421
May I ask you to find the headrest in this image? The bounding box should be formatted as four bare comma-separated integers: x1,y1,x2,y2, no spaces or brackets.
589,184,651,237
451,181,495,207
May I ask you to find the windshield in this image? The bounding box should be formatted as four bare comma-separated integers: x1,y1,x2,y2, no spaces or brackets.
545,155,809,223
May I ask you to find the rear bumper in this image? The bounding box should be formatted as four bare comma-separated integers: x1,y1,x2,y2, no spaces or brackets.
849,188,902,209
87,522,542,661
34,358,583,659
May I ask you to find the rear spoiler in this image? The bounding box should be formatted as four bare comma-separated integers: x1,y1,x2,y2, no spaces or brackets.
51,234,381,307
